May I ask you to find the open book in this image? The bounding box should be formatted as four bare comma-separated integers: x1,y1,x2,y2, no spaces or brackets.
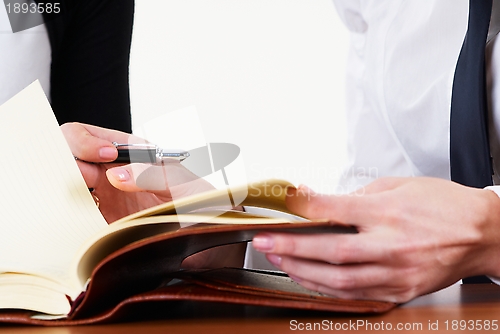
0,82,395,325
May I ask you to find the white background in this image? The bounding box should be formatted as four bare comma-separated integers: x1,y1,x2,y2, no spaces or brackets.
129,0,349,193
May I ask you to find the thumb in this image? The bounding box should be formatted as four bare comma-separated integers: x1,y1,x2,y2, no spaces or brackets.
285,185,379,224
106,162,214,200
106,163,170,192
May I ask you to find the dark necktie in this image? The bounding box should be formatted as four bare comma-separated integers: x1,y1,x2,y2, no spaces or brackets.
450,0,493,284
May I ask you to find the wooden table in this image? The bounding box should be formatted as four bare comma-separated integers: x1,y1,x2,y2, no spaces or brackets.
1,283,500,333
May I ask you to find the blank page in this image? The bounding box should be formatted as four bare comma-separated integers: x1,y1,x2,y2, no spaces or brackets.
0,81,107,295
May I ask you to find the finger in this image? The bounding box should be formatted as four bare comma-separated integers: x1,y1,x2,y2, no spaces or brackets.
106,163,166,192
81,123,151,146
61,122,120,162
61,122,136,143
106,162,213,199
61,122,147,163
267,254,392,290
285,186,382,224
294,279,405,303
266,254,410,302
361,177,408,195
253,232,388,264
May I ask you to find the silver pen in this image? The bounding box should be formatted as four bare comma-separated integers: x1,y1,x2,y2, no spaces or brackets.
111,142,190,164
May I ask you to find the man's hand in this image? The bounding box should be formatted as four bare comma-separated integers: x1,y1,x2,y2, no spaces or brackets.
252,177,500,303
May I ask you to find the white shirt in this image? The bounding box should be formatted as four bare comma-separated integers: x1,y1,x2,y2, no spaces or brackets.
331,0,500,190
332,0,500,283
0,4,51,105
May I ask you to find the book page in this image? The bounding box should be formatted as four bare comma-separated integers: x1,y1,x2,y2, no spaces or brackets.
0,81,107,295
114,179,297,224
72,210,294,286
0,273,72,315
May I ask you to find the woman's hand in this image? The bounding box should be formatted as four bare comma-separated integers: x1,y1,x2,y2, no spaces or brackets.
61,122,213,223
253,177,500,303
61,122,245,269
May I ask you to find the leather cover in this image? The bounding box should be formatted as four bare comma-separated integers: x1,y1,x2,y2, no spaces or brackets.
0,221,397,325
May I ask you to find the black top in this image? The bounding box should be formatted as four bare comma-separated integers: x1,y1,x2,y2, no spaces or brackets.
41,0,134,133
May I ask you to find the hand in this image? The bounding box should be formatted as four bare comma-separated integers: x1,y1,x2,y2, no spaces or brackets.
252,177,500,303
61,122,213,223
61,122,245,269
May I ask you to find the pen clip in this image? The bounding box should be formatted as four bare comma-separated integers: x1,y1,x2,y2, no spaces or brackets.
112,142,158,150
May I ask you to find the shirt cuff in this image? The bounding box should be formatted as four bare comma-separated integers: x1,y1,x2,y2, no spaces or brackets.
485,185,500,197
484,186,500,285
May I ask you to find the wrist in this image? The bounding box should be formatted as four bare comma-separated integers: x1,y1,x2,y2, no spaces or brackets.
479,186,500,278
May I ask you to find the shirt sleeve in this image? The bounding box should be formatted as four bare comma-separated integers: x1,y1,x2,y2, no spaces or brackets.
484,185,500,285
42,0,134,133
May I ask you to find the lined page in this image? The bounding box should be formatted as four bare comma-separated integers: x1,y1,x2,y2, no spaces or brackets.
0,81,107,294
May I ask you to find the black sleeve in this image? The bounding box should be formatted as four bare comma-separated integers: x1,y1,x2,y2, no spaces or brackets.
41,0,134,133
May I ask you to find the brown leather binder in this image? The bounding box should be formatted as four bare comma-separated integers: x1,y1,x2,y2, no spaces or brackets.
0,221,396,325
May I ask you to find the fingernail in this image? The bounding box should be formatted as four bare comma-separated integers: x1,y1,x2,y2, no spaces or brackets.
266,254,282,267
288,275,302,283
287,184,315,198
99,146,117,160
252,235,274,251
298,184,316,194
108,168,130,182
